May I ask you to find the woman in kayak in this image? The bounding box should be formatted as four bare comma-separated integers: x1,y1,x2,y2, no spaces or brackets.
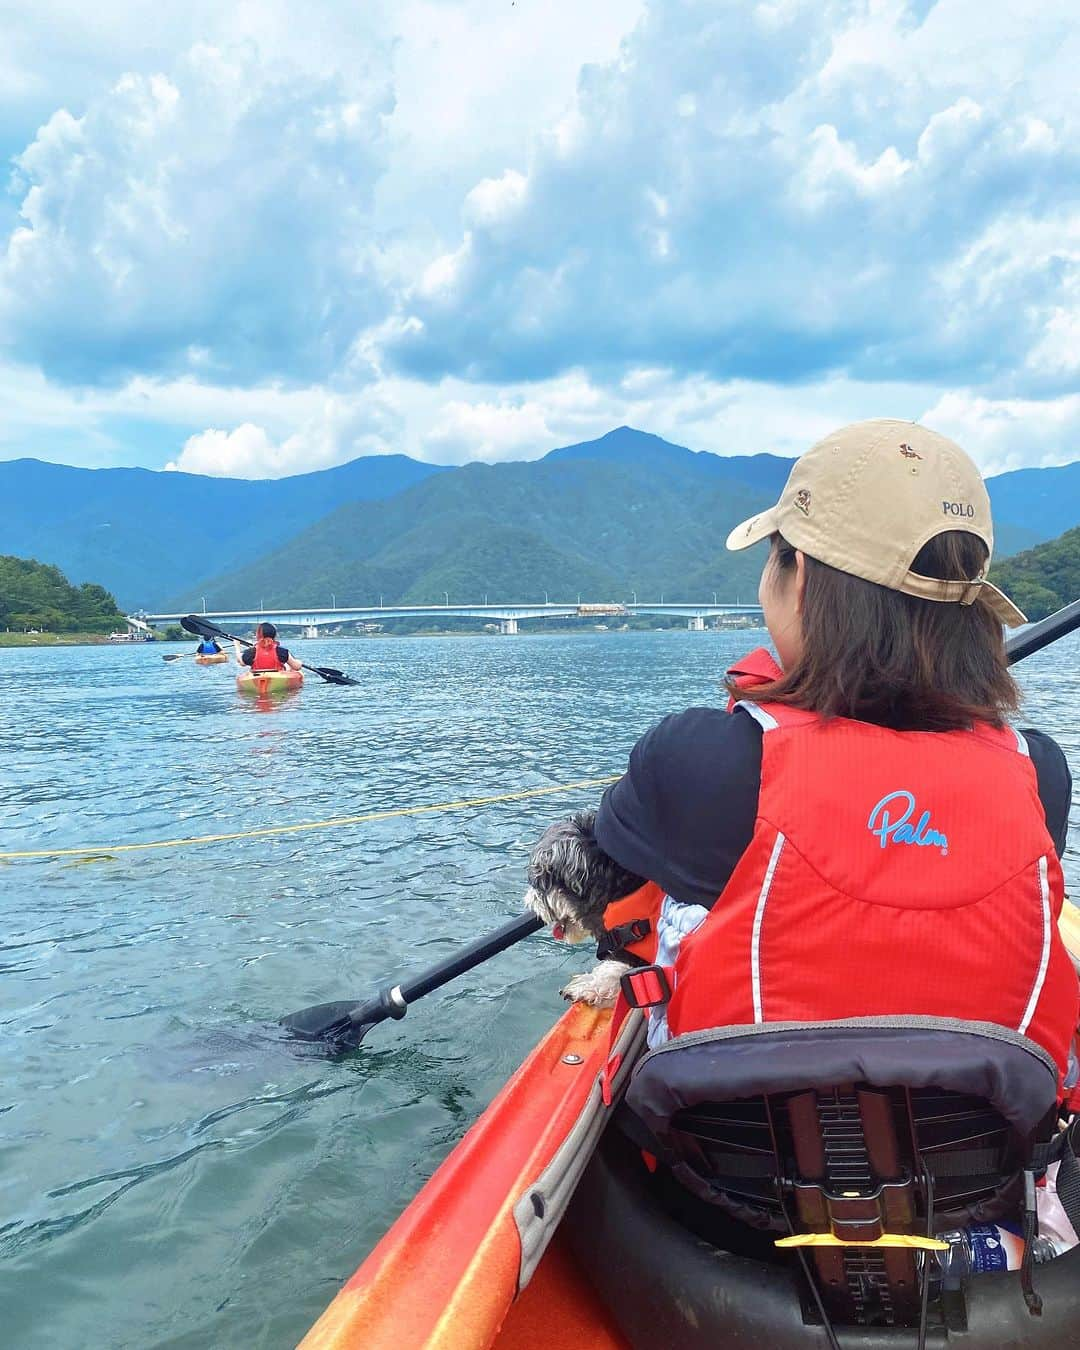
195,636,222,656
238,622,303,674
530,419,1076,1083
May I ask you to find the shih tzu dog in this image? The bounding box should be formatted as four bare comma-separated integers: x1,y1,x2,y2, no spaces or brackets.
525,809,646,1007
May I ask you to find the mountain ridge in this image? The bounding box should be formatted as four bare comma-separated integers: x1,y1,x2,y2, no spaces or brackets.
2,426,1077,609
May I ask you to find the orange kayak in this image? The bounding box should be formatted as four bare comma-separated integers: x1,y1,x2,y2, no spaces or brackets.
194,652,229,665
235,669,303,696
300,1002,638,1350
300,905,1080,1350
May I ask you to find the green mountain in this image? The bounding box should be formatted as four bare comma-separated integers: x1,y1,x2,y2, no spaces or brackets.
171,435,775,609
173,426,1080,612
990,526,1080,621
4,426,1077,613
0,453,444,610
0,555,124,632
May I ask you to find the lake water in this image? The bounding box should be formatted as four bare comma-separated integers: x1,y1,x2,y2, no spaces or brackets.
2,631,1078,1348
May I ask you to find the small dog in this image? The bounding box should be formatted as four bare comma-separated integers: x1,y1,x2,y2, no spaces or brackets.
525,809,645,1007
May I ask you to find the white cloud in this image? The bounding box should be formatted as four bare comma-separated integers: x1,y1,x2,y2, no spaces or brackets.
169,423,279,477
166,391,404,477
1,0,1079,481
0,39,393,384
382,0,1080,398
424,397,555,464
918,391,1080,476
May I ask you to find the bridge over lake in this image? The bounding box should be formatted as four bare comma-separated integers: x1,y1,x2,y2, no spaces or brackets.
131,601,763,636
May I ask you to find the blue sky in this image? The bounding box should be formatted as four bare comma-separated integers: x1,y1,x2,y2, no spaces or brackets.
1,0,1079,477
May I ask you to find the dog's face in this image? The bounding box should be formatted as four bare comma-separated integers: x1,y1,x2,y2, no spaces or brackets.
525,809,644,943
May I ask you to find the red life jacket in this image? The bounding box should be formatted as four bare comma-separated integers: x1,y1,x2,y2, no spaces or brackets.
665,695,1079,1087
251,637,284,672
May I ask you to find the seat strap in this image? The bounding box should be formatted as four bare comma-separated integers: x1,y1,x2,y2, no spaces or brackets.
1051,1117,1080,1236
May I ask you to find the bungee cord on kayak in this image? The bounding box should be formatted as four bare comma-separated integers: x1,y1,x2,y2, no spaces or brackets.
0,775,621,862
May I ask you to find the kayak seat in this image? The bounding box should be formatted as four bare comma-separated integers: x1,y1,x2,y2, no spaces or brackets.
611,1017,1062,1335
567,1126,1080,1350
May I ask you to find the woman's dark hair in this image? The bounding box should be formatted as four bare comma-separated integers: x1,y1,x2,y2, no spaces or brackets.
729,531,1018,731
257,622,277,640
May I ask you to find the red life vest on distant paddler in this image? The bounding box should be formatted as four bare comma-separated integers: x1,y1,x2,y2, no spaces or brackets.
664,684,1079,1087
251,637,284,672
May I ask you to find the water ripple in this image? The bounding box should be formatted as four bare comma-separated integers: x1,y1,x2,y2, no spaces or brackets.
1,632,1076,1349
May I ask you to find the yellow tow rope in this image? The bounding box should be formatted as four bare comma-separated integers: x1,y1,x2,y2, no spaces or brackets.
0,776,620,862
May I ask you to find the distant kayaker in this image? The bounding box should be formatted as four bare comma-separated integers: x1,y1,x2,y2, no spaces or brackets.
239,622,303,674
195,637,222,656
531,419,1077,1085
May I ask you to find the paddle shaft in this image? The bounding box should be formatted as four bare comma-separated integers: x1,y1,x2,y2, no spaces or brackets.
1005,597,1080,665
345,912,544,1029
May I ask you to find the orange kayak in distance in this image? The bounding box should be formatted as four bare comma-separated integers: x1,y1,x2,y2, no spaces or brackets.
236,669,304,696
194,653,229,665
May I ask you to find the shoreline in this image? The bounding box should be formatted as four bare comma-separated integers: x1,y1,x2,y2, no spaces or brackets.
0,624,765,648
0,632,134,648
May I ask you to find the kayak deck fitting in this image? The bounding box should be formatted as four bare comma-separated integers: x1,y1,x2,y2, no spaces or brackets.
300,908,1080,1350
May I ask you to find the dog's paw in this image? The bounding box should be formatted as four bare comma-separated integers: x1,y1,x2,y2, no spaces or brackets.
560,960,630,1008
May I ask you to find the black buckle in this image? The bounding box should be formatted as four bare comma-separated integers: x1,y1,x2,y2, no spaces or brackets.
619,964,672,1009
597,918,651,960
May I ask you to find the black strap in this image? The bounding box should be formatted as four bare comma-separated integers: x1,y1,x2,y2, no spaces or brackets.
1021,1169,1043,1316
1052,1117,1080,1236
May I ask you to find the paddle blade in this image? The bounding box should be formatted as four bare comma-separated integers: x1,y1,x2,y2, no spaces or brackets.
162,653,184,661
308,665,360,686
181,615,209,635
280,1000,377,1048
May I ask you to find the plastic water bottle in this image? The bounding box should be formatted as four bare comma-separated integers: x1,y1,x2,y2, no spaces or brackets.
936,1225,1059,1290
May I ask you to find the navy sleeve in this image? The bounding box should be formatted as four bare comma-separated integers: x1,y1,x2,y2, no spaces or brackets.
277,645,290,663
1022,728,1072,859
241,647,254,666
595,706,762,911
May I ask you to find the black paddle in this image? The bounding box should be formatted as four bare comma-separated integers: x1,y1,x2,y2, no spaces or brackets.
180,615,360,686
281,912,545,1049
280,595,1080,1051
1003,596,1080,664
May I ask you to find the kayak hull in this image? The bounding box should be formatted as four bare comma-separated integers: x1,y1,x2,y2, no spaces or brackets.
302,906,1080,1349
298,1003,632,1350
236,669,303,696
194,653,229,665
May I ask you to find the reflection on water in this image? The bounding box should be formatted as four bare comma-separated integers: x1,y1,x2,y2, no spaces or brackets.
0,631,1077,1348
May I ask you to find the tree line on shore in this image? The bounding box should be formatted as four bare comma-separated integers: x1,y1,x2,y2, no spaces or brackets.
0,554,124,633
1,517,1075,640
990,527,1080,622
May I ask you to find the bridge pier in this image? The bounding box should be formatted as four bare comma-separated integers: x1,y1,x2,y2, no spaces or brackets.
499,618,519,635
688,615,706,631
303,625,319,639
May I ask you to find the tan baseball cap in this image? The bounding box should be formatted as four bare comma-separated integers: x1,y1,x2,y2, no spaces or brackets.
725,419,1025,627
